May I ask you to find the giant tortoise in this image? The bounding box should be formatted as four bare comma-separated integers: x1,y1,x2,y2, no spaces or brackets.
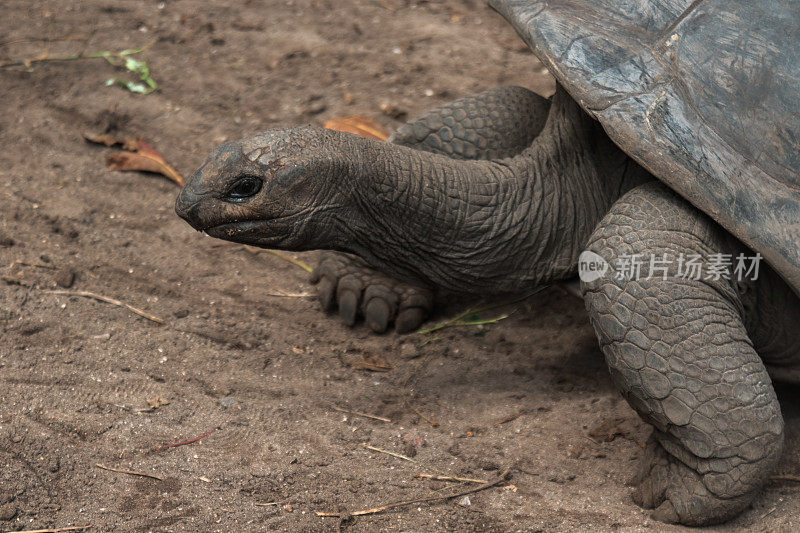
174,0,800,525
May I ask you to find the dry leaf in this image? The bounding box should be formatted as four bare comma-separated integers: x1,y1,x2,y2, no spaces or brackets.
353,352,392,372
83,132,138,149
324,115,390,141
492,409,528,426
85,133,185,186
136,396,170,413
146,397,170,409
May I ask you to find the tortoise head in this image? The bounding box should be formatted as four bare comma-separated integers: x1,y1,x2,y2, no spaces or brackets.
175,127,343,250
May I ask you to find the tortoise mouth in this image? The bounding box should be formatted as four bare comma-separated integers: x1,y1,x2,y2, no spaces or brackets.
204,220,264,237
203,219,293,247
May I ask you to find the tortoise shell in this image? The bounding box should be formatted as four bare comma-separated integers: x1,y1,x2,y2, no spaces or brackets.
491,0,800,293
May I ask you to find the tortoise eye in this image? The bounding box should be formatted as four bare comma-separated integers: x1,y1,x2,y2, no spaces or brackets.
226,176,262,200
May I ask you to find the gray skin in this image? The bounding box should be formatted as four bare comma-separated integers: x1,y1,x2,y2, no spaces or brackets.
175,83,800,526
177,87,641,292
312,86,553,333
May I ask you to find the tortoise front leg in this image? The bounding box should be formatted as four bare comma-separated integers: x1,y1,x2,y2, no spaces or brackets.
314,86,550,333
582,182,784,525
311,251,433,333
388,85,550,160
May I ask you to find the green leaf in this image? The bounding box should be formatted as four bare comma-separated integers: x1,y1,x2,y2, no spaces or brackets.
93,45,157,94
105,78,154,94
119,47,144,56
124,57,156,89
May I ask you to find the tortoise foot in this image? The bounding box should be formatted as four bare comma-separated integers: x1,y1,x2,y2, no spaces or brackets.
633,436,754,526
310,251,433,333
583,182,786,526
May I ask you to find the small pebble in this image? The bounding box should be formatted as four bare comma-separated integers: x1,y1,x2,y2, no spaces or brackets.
458,496,471,507
402,441,417,458
55,268,76,288
0,503,18,521
479,459,500,471
398,342,419,360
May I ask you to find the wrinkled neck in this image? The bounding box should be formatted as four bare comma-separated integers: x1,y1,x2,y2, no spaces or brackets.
339,141,519,291
327,90,645,294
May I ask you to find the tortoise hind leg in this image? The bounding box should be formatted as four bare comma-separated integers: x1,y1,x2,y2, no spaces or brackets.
581,181,784,525
314,86,551,333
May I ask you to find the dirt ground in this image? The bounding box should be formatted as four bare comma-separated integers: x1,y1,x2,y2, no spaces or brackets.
1,1,798,531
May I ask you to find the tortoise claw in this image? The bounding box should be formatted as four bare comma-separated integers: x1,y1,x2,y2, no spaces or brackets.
364,298,391,333
310,251,434,333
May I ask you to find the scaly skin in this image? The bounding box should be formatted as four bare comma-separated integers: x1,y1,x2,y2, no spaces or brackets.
342,86,644,292
175,85,797,526
176,86,644,294
314,86,551,332
310,251,433,333
388,85,551,160
581,181,800,525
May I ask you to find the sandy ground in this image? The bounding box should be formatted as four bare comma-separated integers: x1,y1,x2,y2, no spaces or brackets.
1,1,798,531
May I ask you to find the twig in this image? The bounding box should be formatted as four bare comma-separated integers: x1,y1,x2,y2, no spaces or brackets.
492,410,528,426
243,246,313,273
0,39,156,70
364,442,490,484
4,279,164,325
314,469,511,518
95,463,163,481
0,53,85,69
771,474,800,483
262,289,313,298
430,312,513,331
0,34,90,48
255,500,288,507
264,250,312,273
211,242,315,276
400,354,439,427
406,402,439,428
415,473,488,484
158,429,215,451
360,443,447,477
352,353,392,372
4,259,57,270
416,306,483,335
7,527,92,533
0,42,145,69
332,406,391,422
44,289,164,324
416,286,548,335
